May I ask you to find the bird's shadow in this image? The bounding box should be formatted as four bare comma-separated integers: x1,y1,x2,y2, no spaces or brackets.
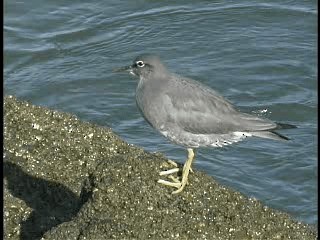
3,161,92,240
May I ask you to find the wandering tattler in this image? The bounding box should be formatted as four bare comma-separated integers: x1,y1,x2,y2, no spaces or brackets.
114,54,296,194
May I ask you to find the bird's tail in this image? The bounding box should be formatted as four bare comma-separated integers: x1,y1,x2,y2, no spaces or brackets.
275,122,297,130
250,122,297,141
250,131,290,141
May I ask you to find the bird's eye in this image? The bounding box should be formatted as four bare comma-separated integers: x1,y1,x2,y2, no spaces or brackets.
136,61,145,67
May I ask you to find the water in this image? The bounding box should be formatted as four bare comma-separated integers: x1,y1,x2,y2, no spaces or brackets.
4,0,317,225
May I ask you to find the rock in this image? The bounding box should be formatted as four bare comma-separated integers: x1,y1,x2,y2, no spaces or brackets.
4,96,317,240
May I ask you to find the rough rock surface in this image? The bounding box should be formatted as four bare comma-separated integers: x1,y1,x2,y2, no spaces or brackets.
4,96,317,240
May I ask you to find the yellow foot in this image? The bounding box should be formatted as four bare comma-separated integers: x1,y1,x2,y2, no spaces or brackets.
172,182,190,194
158,160,182,190
158,149,195,194
157,174,188,194
159,168,179,176
157,178,181,188
159,159,193,176
159,160,179,175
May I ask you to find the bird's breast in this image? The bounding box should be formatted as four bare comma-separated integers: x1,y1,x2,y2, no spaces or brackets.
135,81,170,129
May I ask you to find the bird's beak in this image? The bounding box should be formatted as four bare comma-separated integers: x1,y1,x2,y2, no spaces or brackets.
112,65,136,76
112,65,131,72
112,65,137,76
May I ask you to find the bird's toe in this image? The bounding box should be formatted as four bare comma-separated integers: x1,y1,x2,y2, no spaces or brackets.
159,168,179,176
158,179,181,189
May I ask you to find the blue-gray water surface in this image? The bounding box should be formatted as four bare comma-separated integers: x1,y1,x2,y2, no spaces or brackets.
4,0,317,226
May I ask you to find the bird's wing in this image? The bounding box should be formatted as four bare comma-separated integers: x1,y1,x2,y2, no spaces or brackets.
162,77,277,134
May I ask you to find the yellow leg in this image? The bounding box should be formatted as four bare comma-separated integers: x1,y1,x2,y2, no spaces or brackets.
172,148,194,194
157,148,195,194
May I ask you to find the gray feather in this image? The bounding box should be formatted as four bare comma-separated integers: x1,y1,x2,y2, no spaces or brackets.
162,76,277,134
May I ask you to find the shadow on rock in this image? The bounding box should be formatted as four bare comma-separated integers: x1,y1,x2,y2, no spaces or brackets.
3,161,92,240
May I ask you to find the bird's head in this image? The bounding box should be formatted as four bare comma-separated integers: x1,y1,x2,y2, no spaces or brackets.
113,54,168,80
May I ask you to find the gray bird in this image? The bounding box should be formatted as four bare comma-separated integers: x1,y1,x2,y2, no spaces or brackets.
114,54,296,194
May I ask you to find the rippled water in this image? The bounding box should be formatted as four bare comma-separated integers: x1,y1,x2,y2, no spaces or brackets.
4,1,317,225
